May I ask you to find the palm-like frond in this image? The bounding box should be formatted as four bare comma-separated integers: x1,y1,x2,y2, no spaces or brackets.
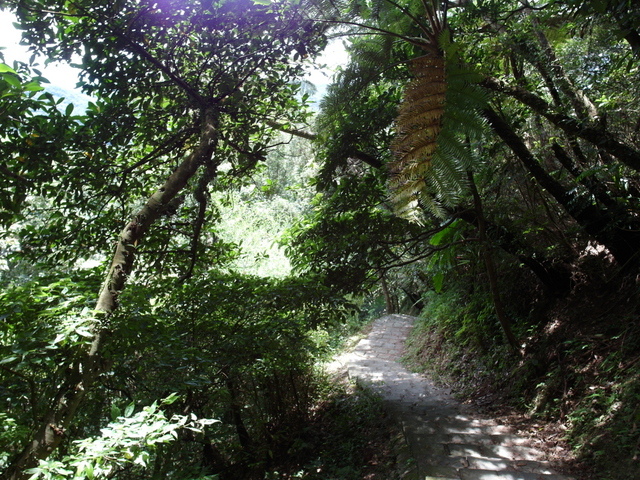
389,43,446,221
389,29,488,222
319,35,395,118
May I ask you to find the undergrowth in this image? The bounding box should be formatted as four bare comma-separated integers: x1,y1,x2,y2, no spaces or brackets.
404,289,516,402
403,262,640,480
265,381,402,480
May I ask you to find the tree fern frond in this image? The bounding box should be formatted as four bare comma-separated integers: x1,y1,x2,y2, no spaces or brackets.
319,35,395,119
389,45,446,218
430,147,468,197
389,25,490,221
392,177,427,200
396,162,433,184
435,130,474,169
418,190,446,218
393,125,441,151
395,102,446,129
395,96,446,126
390,142,439,172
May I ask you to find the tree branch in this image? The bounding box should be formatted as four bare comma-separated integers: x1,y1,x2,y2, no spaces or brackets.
178,158,218,283
481,76,640,172
265,119,317,141
265,120,384,169
0,164,32,184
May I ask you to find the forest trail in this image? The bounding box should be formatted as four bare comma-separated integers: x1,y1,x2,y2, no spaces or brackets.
327,314,577,480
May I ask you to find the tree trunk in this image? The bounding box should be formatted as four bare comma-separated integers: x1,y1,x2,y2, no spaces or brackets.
483,107,640,267
528,18,598,121
481,77,640,172
2,108,220,480
623,29,640,57
451,207,571,296
467,171,520,352
380,271,395,314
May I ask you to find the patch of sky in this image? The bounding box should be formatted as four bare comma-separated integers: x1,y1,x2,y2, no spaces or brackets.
0,11,92,112
1,9,348,111
303,39,349,108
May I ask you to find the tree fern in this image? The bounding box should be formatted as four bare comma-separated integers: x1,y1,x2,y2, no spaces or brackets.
307,0,487,220
389,30,488,222
389,45,447,219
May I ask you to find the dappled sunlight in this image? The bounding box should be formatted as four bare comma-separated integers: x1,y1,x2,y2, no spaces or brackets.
329,315,576,480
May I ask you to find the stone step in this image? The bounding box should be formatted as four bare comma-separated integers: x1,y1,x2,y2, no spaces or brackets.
403,418,516,436
416,432,533,447
448,443,547,462
436,423,516,436
458,468,574,480
418,454,561,474
468,458,563,475
419,464,574,480
407,441,547,463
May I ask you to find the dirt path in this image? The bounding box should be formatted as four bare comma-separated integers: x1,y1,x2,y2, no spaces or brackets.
328,314,576,480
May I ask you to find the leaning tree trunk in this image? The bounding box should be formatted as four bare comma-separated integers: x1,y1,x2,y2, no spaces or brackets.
451,207,571,296
2,109,219,480
483,107,640,267
481,77,640,172
467,171,520,352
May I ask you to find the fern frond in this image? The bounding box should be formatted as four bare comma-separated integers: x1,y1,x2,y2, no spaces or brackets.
389,45,446,218
418,190,446,218
389,28,489,221
430,146,467,200
319,35,395,120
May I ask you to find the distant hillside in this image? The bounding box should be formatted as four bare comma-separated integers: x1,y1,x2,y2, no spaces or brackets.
45,84,91,113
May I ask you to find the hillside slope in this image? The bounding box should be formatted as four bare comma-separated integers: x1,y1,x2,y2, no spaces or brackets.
404,255,640,480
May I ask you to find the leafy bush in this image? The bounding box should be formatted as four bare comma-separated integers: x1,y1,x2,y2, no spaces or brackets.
96,272,355,478
1,269,357,479
27,394,217,480
0,273,101,468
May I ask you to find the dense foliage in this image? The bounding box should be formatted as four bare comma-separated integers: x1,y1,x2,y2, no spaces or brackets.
285,0,640,477
0,0,337,477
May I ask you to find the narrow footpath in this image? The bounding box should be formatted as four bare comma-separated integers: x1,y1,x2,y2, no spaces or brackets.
328,314,576,480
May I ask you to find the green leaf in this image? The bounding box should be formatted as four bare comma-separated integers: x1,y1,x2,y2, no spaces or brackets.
0,355,18,365
0,63,17,74
124,403,135,417
74,326,93,337
23,81,44,92
161,392,180,405
2,73,21,88
432,271,444,293
84,462,94,480
110,404,121,421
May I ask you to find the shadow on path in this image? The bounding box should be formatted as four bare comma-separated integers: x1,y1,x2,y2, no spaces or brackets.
327,314,576,480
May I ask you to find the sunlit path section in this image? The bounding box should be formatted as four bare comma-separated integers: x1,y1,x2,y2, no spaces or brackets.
329,314,577,480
